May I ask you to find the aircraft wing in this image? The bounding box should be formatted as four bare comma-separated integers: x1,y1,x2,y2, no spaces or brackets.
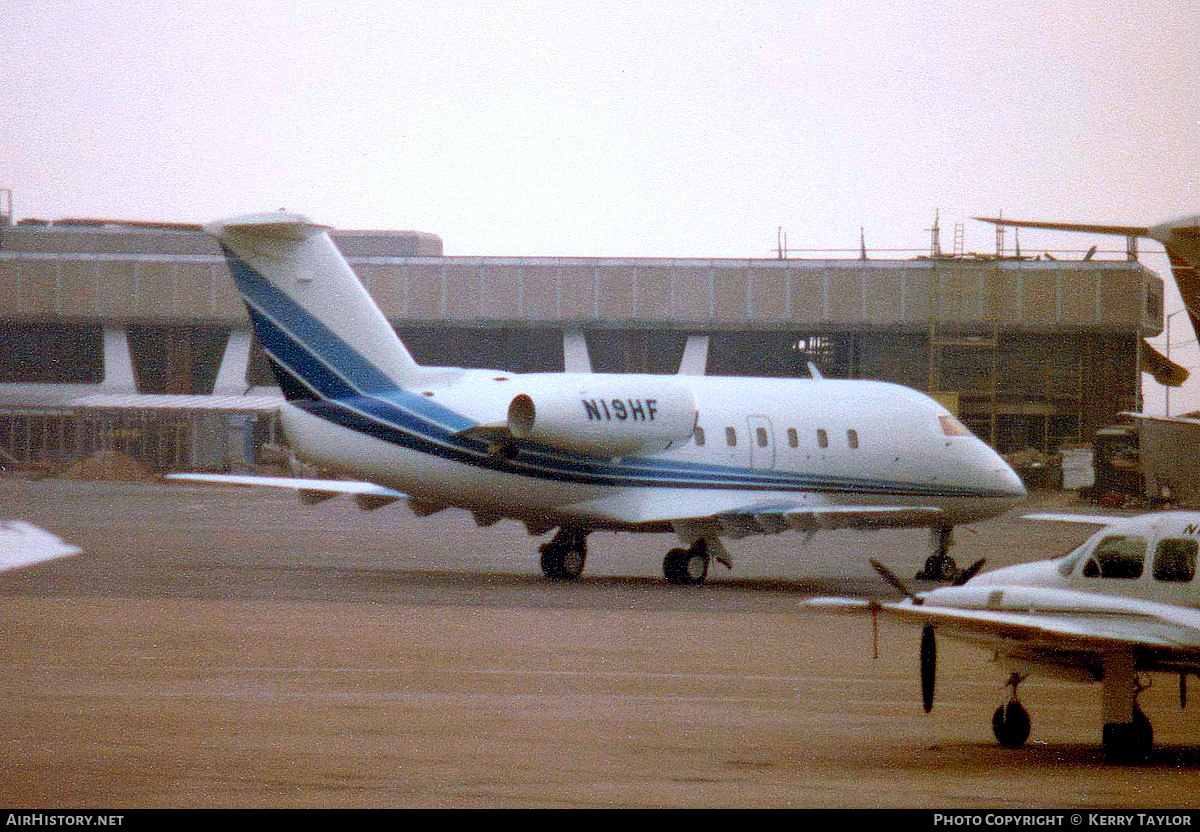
0,521,81,572
1021,512,1127,526
164,473,411,511
714,505,944,537
558,486,944,534
880,601,1200,652
809,592,1200,671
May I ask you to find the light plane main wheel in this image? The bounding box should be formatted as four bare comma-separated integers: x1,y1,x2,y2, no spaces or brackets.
663,545,709,585
1102,707,1153,765
991,701,1031,748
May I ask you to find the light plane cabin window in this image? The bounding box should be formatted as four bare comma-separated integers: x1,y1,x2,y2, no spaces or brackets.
847,429,859,449
755,426,768,448
725,427,737,447
1153,538,1197,583
787,428,798,448
816,429,828,449
1082,535,1146,580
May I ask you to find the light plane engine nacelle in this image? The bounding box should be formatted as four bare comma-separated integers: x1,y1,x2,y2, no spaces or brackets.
506,376,698,458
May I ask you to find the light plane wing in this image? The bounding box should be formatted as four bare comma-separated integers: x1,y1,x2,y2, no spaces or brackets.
849,591,1200,653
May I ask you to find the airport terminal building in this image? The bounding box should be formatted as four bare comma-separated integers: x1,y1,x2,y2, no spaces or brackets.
0,204,1165,474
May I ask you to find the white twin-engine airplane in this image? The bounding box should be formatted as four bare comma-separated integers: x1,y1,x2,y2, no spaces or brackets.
171,212,1026,585
810,512,1200,763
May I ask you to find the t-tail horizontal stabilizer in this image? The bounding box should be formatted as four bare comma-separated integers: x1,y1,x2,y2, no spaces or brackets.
976,213,1200,376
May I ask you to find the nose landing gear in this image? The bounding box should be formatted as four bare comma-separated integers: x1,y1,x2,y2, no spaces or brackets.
917,526,959,582
1102,674,1154,765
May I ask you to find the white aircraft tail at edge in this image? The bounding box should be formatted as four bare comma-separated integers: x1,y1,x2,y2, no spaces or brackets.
809,510,1200,763
168,211,1026,585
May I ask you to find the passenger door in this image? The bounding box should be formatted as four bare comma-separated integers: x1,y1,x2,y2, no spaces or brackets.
747,415,775,470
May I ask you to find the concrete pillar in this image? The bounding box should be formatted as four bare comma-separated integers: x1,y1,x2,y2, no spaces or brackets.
213,329,252,395
99,327,136,392
677,334,710,375
563,330,592,373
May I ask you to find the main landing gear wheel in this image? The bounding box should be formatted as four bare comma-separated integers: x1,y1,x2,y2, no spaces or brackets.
991,673,1031,749
1103,707,1153,765
663,541,710,585
539,527,588,581
992,701,1032,748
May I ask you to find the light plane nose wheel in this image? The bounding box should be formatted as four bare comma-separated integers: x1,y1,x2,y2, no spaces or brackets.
1103,674,1154,765
539,527,588,581
992,701,1031,748
664,540,710,585
1102,707,1153,764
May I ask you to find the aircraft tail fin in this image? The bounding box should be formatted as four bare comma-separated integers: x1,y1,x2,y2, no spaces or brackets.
205,212,424,400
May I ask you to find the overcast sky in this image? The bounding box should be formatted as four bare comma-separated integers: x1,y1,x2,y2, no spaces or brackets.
4,1,1199,411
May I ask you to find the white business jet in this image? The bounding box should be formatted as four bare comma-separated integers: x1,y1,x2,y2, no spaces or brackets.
170,213,1025,584
810,511,1200,763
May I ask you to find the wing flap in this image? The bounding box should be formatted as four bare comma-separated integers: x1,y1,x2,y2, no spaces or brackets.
714,505,943,538
777,505,944,532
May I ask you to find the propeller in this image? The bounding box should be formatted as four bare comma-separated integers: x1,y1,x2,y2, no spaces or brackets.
870,560,938,711
952,558,986,586
921,623,937,713
869,559,922,603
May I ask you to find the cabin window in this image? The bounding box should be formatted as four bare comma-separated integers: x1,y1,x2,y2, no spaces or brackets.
755,426,768,448
847,429,859,449
1082,535,1146,580
1153,538,1197,583
787,428,798,448
725,427,737,447
816,429,828,449
694,427,706,447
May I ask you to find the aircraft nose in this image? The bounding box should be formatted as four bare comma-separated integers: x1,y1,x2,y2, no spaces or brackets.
996,464,1027,500
984,450,1026,501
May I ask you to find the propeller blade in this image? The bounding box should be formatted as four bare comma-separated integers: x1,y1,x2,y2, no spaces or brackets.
953,558,987,586
920,624,937,713
870,601,880,660
870,558,919,601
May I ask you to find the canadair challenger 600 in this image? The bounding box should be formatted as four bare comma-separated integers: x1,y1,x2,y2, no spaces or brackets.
170,212,1025,584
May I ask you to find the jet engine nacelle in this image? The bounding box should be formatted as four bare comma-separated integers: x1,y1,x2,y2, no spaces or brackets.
507,377,698,458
